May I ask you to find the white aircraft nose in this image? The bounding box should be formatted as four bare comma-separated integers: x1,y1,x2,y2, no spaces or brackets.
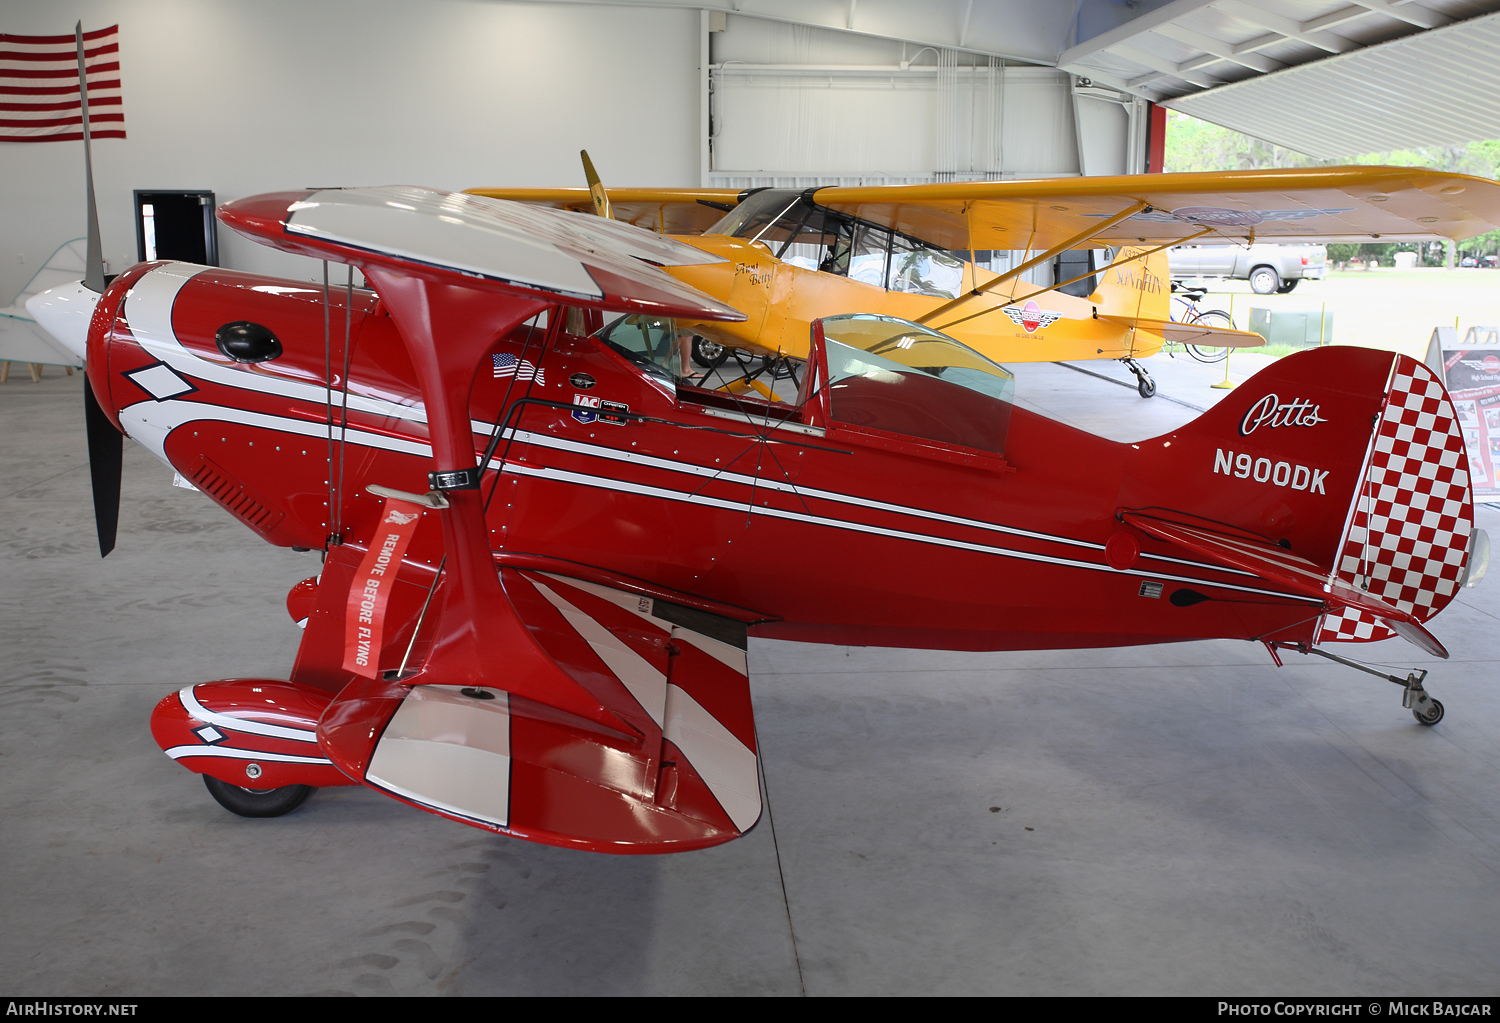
26,280,101,362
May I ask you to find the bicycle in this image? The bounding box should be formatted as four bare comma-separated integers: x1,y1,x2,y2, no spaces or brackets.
1168,282,1236,363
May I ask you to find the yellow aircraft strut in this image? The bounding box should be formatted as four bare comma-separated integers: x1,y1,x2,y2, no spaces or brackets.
915,200,1148,326
931,226,1214,334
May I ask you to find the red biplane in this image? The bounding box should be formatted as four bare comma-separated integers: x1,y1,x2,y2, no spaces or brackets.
30,177,1485,854
25,26,1487,852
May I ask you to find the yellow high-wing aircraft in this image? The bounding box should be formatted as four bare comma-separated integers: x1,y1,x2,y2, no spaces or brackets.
469,166,1500,396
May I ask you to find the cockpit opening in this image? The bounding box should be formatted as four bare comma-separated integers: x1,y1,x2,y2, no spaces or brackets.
817,314,1015,457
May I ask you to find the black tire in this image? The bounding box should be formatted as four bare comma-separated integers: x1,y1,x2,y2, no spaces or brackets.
1186,309,1234,363
1137,372,1156,399
1413,698,1444,727
1276,279,1300,294
691,337,726,370
203,774,315,818
1249,266,1281,294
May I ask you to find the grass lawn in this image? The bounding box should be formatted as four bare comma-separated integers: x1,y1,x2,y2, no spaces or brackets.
1174,267,1500,360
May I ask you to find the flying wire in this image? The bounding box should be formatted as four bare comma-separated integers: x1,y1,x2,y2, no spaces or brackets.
334,264,354,543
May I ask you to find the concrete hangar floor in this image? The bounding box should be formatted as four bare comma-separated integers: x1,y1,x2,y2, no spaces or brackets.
3,352,1499,996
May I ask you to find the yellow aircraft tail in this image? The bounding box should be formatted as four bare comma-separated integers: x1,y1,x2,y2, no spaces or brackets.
1089,245,1170,322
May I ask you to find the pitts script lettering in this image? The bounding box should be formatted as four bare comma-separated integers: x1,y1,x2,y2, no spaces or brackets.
1214,449,1328,494
1239,394,1328,435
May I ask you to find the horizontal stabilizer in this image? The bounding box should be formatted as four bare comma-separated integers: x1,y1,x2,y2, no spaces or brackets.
317,570,762,852
1122,511,1447,658
1100,315,1265,348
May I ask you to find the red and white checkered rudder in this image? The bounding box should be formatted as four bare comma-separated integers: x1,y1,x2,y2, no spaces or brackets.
1317,355,1474,646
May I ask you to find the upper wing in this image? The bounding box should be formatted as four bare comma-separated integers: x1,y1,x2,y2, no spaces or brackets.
810,167,1500,252
218,185,745,322
462,187,743,235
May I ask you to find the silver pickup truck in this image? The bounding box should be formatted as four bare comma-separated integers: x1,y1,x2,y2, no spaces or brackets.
1168,243,1328,294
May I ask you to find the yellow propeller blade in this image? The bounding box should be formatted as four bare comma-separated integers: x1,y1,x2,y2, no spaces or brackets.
580,150,613,219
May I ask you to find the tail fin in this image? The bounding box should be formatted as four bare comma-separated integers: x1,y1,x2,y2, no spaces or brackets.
1091,245,1171,323
1120,348,1473,655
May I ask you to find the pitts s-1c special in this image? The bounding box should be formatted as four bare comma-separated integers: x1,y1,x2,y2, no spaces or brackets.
27,175,1491,853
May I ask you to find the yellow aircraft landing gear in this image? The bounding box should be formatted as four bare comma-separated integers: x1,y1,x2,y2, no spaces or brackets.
1121,357,1156,398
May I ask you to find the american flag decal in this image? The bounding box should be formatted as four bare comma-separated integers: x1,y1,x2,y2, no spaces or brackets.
0,25,125,143
493,353,544,385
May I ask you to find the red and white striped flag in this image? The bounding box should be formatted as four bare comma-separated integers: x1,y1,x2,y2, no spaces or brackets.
0,25,124,143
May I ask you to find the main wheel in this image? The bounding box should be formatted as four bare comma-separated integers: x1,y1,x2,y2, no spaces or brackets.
1276,279,1300,294
1413,698,1444,726
203,775,315,818
1249,266,1281,294
1186,309,1234,363
691,337,726,370
1136,371,1156,398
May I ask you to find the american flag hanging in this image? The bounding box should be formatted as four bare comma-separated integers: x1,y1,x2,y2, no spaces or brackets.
493,353,545,385
0,25,124,143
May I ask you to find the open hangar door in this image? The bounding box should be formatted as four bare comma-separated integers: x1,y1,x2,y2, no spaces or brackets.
1057,0,1500,159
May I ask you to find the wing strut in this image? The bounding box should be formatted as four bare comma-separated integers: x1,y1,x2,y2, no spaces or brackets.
931,227,1214,333
915,200,1147,325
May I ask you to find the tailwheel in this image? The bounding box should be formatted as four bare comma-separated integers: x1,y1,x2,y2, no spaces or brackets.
1272,642,1446,726
1412,698,1445,727
203,775,316,817
1122,358,1156,398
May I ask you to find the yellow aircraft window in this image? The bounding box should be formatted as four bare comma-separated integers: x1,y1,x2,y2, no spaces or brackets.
819,314,1014,455
887,240,964,299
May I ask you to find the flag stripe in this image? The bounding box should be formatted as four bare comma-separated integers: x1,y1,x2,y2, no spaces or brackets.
0,27,117,46
2,130,125,142
0,62,121,79
0,113,125,128
0,43,118,62
0,80,120,96
0,96,121,112
0,26,124,142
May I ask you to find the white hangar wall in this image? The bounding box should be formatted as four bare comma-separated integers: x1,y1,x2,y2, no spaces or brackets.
0,0,703,303
1,1,1148,306
706,14,1146,189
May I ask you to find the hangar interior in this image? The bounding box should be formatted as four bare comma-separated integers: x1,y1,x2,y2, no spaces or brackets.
5,0,1500,996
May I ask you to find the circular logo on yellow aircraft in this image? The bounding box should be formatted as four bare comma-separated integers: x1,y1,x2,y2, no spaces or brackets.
1168,206,1263,227
1002,301,1063,333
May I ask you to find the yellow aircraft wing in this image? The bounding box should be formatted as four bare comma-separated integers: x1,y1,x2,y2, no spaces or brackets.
464,187,742,236
813,167,1500,253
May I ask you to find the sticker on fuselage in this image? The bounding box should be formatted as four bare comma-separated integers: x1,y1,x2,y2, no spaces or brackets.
1139,581,1163,599
600,400,629,426
572,394,600,424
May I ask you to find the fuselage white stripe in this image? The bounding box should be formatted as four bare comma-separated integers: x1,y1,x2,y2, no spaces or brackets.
509,429,1257,578
503,461,1320,604
178,685,320,743
124,263,430,424
164,745,332,765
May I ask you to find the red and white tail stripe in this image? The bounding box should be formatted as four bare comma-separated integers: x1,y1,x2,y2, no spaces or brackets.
1318,356,1474,645
0,25,125,142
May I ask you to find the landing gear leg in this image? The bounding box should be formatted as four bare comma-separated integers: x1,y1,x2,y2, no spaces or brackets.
1122,358,1156,398
1272,642,1443,725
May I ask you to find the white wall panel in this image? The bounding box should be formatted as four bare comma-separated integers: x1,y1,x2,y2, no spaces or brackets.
709,66,1081,185
0,0,701,303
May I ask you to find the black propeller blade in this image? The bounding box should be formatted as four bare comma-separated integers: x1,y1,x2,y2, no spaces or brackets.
84,376,122,557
